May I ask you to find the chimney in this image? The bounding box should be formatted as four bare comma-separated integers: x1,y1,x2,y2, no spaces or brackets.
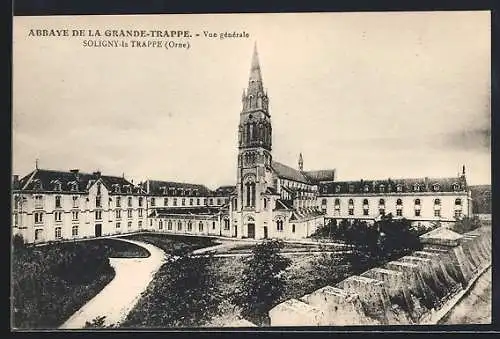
93,171,101,178
70,169,80,180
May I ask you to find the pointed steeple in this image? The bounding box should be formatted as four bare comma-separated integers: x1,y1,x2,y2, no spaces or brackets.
298,153,304,171
248,42,264,95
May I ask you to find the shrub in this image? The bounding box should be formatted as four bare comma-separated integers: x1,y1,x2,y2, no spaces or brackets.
450,216,481,234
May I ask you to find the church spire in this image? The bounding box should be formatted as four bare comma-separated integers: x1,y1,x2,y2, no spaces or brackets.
298,153,304,171
248,42,264,95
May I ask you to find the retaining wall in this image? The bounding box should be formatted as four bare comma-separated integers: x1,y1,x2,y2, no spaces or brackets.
268,226,491,326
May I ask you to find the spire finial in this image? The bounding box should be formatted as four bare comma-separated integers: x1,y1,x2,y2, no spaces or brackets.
249,42,263,85
298,153,304,171
35,158,39,170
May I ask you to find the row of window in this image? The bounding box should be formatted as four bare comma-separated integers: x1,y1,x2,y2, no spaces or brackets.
115,220,143,229
150,197,227,207
337,207,461,218
322,182,463,194
155,219,218,232
33,209,145,224
32,195,146,209
323,198,463,207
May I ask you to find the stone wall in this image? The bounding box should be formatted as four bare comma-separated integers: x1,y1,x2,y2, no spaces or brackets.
268,226,491,326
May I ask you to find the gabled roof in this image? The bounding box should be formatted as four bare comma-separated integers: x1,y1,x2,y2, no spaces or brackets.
150,206,224,217
303,169,336,183
16,169,99,193
319,176,467,194
144,180,212,196
272,161,311,184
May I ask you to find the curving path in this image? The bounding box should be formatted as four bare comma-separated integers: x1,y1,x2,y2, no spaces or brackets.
59,238,167,329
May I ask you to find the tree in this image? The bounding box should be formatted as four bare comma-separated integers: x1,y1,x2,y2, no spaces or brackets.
233,240,292,325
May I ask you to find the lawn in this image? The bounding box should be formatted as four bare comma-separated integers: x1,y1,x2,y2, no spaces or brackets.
123,232,220,255
221,242,343,254
11,238,150,329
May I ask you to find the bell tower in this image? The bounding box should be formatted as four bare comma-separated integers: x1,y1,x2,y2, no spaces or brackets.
234,43,274,239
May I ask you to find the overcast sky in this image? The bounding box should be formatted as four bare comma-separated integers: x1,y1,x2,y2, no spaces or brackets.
13,11,491,188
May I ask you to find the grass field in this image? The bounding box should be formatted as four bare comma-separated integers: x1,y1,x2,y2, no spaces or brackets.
11,238,150,329
123,232,220,255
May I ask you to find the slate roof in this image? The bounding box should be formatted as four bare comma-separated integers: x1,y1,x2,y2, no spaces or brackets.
14,169,136,194
272,161,311,184
303,169,336,183
144,180,212,197
319,176,468,195
214,185,236,196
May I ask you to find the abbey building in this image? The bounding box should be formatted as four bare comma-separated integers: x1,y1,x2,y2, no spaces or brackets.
11,45,472,244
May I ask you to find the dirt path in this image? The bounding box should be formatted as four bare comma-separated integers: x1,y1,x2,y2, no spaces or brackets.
440,266,492,325
59,238,167,329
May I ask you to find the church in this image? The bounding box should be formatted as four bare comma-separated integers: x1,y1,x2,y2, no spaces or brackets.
11,45,472,244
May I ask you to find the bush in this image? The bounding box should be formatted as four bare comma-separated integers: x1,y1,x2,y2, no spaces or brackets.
450,216,481,234
12,242,115,329
232,240,292,326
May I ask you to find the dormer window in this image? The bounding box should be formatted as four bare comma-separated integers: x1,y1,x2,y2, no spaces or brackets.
379,184,385,193
33,179,43,191
413,184,421,192
433,183,440,192
396,184,403,193
53,181,62,191
363,185,369,192
335,185,341,193
70,182,78,192
162,186,167,195
114,185,121,194
452,183,460,192
348,184,355,193
125,185,132,194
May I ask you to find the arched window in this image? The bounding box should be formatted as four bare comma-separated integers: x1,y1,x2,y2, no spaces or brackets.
363,199,369,205
363,185,370,192
167,221,172,230
348,199,354,205
434,199,441,206
187,221,193,231
379,184,385,192
199,221,204,232
379,199,385,206
396,199,403,206
455,198,462,206
433,184,440,192
415,199,421,205
321,198,327,205
177,221,182,231
413,184,420,192
334,198,340,206
396,184,403,192
159,220,163,230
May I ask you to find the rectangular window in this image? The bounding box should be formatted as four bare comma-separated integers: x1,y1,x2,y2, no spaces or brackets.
348,208,354,216
72,196,79,208
96,196,101,208
55,227,62,239
34,212,43,224
128,209,133,218
128,197,132,207
396,209,402,216
164,198,168,206
34,195,44,209
150,198,155,207
138,208,143,217
128,221,132,228
182,198,186,206
209,198,214,205
173,198,177,206
197,198,200,205
95,210,102,220
116,197,121,207
217,198,221,205
139,197,143,207
35,229,43,240
415,209,421,217
116,210,121,219
72,225,78,237
292,224,296,233
54,211,62,222
455,210,462,218
363,209,369,216
150,219,153,226
199,222,203,232
55,196,62,208
116,222,121,228
434,210,441,217
189,198,193,206
178,222,182,231
139,220,143,229
379,209,385,216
